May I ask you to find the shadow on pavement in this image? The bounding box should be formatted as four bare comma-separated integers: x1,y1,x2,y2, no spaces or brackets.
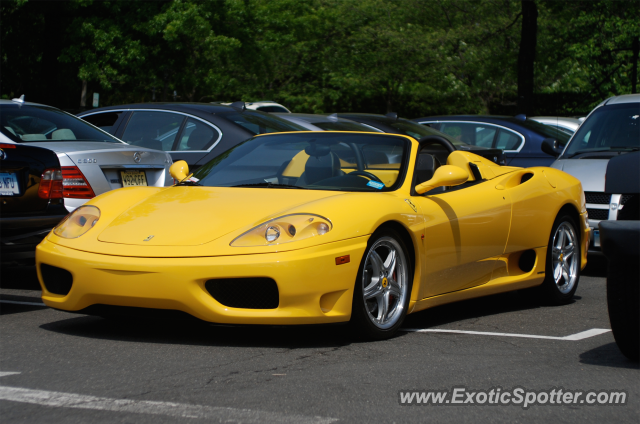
402,289,550,329
579,342,640,369
40,313,355,349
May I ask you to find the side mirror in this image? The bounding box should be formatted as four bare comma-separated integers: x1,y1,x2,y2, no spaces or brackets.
415,165,469,195
170,160,190,183
541,138,562,157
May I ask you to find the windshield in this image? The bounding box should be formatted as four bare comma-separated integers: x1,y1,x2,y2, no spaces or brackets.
220,110,307,135
314,121,380,132
562,103,640,158
190,132,409,192
0,104,122,143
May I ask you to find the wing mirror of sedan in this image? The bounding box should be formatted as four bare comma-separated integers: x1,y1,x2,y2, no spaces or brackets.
541,138,563,157
415,165,469,195
170,160,190,183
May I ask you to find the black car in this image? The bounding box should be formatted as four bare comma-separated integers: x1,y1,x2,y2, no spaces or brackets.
77,102,306,168
412,115,571,167
599,152,639,362
0,142,68,264
335,113,506,166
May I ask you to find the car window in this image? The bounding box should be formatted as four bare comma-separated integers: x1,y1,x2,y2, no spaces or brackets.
81,112,122,133
0,104,121,143
439,123,497,148
121,111,185,151
223,111,306,134
256,106,289,113
495,129,522,150
176,118,220,151
314,121,379,132
563,103,640,158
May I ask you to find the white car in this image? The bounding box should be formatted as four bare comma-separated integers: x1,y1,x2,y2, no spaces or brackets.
549,93,640,253
530,116,583,136
1,98,173,212
218,100,291,113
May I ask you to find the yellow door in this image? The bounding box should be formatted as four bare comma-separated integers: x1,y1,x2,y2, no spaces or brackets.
412,181,512,299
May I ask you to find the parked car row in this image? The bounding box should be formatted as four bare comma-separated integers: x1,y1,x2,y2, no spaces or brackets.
2,93,637,265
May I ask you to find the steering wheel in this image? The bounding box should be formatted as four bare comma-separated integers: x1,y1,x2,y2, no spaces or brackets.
417,135,457,153
349,170,384,183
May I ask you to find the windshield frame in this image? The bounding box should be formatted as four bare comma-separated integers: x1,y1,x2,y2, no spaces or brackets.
190,131,413,193
0,104,125,144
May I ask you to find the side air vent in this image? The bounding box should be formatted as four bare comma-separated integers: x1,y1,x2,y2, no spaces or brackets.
40,264,73,295
518,250,536,273
205,278,279,309
520,173,534,184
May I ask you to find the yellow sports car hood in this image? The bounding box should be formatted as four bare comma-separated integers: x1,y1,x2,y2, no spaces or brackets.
97,187,341,246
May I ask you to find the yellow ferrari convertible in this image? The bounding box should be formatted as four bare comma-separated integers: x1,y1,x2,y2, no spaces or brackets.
36,132,589,339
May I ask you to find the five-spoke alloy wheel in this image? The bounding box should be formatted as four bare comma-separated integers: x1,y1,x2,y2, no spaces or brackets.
351,228,412,339
541,214,581,303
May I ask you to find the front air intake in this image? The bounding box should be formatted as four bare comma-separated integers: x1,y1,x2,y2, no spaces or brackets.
40,264,73,295
205,278,279,309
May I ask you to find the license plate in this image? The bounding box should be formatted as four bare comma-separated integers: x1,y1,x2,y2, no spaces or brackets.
0,172,20,196
121,170,148,187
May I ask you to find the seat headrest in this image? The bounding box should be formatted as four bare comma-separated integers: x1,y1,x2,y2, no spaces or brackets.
305,144,331,157
414,153,440,186
305,152,341,184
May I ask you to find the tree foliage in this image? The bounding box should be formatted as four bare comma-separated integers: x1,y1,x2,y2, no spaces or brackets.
1,0,638,116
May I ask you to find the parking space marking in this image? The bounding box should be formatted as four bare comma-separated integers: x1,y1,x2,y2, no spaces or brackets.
0,300,46,307
0,372,21,378
0,383,338,424
402,328,611,341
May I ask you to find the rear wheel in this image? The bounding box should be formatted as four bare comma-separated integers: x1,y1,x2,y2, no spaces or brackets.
350,229,412,340
540,214,580,304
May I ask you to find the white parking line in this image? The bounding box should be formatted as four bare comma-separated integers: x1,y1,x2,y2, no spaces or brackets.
0,376,337,423
402,328,611,341
0,300,46,307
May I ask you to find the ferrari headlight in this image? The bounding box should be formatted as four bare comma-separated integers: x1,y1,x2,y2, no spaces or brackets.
231,214,333,247
53,205,100,239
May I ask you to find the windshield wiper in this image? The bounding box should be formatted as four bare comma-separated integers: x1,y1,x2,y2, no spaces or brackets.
231,182,308,189
567,147,639,158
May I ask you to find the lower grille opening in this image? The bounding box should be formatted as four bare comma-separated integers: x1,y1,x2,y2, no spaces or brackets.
586,208,609,221
40,264,73,295
205,278,279,309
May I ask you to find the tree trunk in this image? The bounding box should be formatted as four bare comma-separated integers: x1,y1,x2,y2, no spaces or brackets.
517,0,537,115
80,79,87,108
632,36,639,94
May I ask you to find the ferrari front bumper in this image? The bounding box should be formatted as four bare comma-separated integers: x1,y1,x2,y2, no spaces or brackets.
36,237,368,325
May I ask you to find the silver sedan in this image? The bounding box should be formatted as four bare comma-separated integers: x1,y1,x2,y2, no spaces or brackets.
1,98,172,211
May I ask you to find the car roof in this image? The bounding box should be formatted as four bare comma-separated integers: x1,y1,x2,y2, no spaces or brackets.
79,102,241,114
0,99,56,108
604,94,640,105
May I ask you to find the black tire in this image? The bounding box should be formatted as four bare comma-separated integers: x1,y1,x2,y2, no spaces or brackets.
350,228,413,340
607,267,640,362
539,213,581,304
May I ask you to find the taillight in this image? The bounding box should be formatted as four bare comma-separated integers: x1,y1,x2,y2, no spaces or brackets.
61,166,95,199
38,168,64,199
0,144,17,149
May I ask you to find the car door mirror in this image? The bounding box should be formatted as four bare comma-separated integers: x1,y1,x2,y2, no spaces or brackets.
170,160,190,183
541,138,562,157
415,165,469,195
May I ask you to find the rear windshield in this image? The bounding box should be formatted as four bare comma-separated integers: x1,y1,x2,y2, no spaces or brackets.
0,104,122,143
519,119,571,144
562,103,640,158
221,111,306,135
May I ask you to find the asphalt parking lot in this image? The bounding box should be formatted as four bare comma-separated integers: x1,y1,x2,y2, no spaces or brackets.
1,257,638,423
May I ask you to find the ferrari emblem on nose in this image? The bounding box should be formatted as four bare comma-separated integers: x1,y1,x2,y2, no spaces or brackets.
143,235,154,241
133,152,142,163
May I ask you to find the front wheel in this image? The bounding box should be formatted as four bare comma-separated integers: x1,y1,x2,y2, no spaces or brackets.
350,229,413,340
540,214,581,304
